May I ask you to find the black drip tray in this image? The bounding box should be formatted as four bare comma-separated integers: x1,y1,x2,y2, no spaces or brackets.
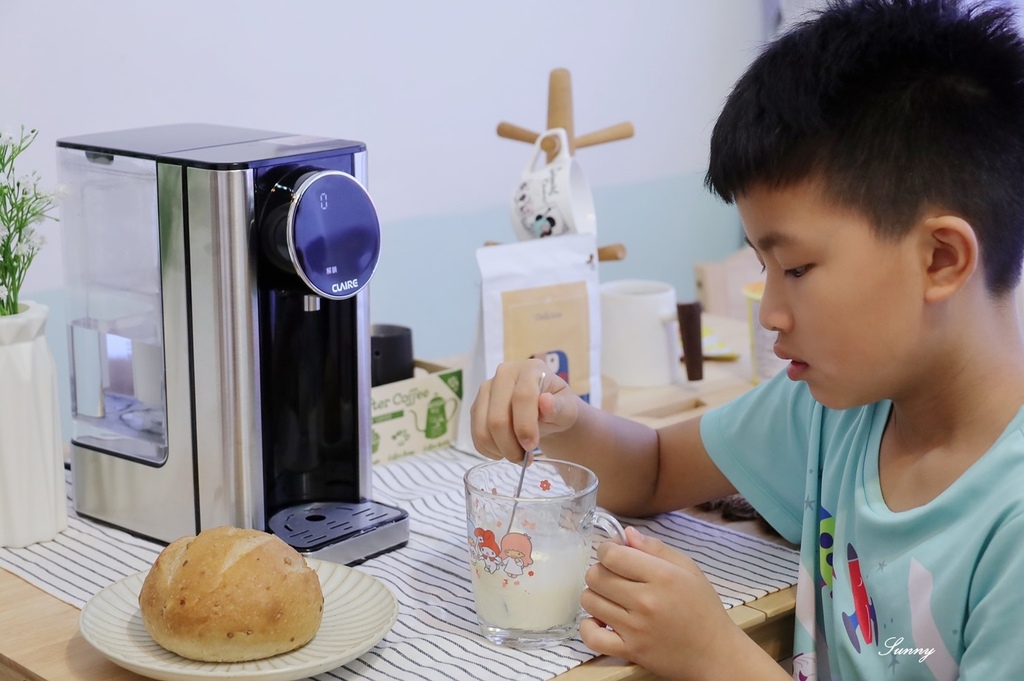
268,500,409,553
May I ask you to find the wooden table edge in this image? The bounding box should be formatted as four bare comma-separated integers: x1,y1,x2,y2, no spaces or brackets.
1,567,794,681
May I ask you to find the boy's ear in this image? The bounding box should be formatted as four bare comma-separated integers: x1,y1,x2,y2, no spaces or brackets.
919,215,978,304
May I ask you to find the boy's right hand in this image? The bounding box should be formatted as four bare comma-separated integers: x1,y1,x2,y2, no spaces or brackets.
470,358,580,461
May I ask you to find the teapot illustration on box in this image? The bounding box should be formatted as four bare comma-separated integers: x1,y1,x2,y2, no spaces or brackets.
411,395,459,439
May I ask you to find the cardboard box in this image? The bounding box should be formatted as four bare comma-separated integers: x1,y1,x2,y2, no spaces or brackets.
370,360,464,466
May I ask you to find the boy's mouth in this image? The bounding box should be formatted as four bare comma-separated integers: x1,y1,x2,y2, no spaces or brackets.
786,360,809,380
774,346,809,379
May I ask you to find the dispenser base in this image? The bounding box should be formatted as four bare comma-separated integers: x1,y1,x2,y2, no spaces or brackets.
268,500,410,565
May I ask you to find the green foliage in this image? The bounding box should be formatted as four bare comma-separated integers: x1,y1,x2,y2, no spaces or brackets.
0,126,57,316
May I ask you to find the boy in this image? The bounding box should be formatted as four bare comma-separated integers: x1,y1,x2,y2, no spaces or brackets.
469,1,1024,678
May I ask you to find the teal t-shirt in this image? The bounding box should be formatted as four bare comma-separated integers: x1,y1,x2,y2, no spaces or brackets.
701,372,1024,680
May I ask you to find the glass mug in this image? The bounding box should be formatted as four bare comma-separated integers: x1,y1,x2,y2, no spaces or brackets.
463,458,627,648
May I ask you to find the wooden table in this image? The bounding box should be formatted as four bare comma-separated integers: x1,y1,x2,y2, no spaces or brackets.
0,315,796,681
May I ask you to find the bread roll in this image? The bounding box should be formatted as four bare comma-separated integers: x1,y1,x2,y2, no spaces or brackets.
139,526,324,662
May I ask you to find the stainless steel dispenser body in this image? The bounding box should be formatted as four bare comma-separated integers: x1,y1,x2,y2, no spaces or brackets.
58,125,407,562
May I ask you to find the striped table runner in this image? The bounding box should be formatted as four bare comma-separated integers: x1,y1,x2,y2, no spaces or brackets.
0,448,798,681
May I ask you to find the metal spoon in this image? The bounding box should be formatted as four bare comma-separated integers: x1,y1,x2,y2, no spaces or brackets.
508,371,546,529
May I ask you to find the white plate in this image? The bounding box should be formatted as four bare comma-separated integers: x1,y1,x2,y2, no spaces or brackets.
79,558,398,681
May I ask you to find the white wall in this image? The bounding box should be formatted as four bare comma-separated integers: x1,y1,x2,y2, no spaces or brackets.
4,0,768,359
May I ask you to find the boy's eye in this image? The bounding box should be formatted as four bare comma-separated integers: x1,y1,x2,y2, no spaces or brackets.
786,265,810,278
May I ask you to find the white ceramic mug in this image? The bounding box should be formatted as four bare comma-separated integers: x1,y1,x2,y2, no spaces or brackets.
510,128,596,241
600,279,683,388
742,281,788,384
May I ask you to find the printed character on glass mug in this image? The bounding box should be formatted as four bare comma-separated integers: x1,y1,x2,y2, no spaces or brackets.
499,532,534,579
473,527,502,574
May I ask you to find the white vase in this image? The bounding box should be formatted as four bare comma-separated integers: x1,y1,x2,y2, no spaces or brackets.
0,300,68,547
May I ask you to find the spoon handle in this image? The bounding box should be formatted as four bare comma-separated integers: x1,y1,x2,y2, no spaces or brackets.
508,371,546,527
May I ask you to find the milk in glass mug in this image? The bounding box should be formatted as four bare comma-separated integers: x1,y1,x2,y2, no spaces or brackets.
463,458,626,648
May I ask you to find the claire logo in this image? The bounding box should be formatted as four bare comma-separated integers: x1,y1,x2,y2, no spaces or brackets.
331,278,359,293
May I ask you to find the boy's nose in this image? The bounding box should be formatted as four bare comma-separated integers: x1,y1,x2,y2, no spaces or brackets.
757,282,791,333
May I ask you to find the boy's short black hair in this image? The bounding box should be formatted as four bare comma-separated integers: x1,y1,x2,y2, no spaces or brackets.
706,0,1024,294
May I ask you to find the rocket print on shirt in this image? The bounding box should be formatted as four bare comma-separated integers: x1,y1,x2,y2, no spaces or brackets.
842,544,879,652
818,506,878,653
818,507,836,595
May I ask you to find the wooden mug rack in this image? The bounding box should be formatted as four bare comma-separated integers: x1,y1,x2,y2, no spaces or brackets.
497,68,635,162
497,68,634,263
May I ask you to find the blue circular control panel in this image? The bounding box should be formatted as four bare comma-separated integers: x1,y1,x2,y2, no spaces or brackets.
285,170,380,299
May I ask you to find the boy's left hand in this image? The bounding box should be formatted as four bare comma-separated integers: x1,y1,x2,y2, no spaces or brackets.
579,526,746,680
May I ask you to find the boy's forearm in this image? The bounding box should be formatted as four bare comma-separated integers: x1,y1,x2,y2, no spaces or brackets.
540,401,735,517
678,623,794,681
540,398,663,516
715,626,795,681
